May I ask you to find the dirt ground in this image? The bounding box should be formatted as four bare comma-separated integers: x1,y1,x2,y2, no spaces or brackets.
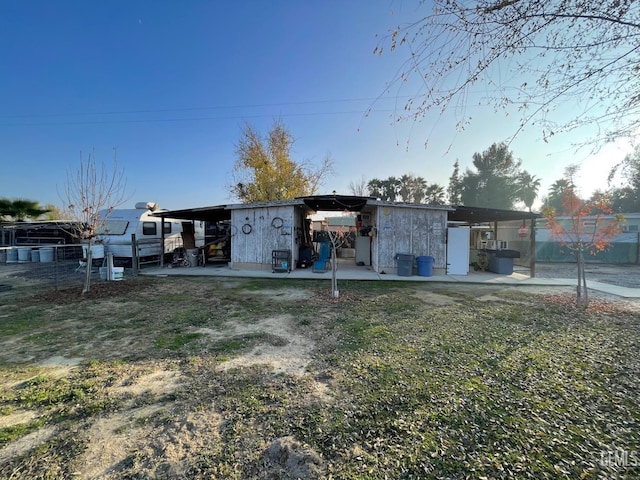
0,278,345,478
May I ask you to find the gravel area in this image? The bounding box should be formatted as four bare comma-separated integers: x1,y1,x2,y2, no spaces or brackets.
530,262,640,288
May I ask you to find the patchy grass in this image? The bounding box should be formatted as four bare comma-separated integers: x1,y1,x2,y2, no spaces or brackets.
0,276,638,479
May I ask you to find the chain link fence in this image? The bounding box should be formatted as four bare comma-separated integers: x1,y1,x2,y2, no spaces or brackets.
0,245,138,300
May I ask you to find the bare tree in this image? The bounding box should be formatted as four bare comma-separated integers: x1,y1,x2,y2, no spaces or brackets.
375,1,640,148
326,226,351,298
60,148,129,294
348,175,369,196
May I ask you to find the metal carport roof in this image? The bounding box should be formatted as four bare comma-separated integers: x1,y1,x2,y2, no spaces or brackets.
151,205,230,223
151,199,540,225
299,194,374,211
448,205,540,224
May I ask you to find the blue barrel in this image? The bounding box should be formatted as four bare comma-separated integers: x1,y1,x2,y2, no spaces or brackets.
416,256,434,277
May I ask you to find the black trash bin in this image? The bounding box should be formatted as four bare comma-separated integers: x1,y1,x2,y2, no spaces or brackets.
396,253,414,276
486,249,520,274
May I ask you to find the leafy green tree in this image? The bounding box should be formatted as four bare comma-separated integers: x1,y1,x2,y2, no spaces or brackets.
0,198,12,222
608,145,640,212
367,178,383,199
230,119,334,202
40,204,69,221
460,143,524,209
609,187,640,213
375,0,640,148
447,160,462,205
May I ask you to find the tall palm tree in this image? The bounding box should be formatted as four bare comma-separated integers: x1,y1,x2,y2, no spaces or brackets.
518,172,541,212
381,177,399,202
546,178,571,212
424,184,446,204
0,198,49,221
397,174,413,202
410,176,428,204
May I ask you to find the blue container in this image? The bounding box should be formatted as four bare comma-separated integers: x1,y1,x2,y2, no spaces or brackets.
416,256,435,277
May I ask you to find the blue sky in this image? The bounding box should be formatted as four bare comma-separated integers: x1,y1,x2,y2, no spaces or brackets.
0,1,634,212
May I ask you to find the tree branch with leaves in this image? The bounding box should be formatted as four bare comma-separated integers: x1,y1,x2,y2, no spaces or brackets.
230,119,334,203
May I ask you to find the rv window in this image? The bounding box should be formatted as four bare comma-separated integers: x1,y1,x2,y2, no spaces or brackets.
142,222,157,235
97,220,129,235
163,223,172,234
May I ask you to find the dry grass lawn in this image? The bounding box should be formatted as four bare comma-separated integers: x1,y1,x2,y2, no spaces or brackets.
0,276,638,479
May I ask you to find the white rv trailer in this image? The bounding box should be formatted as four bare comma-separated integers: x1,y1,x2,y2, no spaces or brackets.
96,202,205,266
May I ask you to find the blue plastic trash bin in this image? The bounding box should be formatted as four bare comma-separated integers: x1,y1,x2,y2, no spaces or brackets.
416,256,435,277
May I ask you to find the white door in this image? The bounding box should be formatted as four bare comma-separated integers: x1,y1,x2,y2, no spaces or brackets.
446,227,470,275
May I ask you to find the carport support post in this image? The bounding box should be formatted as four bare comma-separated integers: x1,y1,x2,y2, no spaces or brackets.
529,216,536,277
54,245,59,291
131,234,138,275
160,218,166,268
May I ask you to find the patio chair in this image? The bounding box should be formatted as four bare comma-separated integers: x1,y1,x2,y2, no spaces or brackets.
312,242,331,273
